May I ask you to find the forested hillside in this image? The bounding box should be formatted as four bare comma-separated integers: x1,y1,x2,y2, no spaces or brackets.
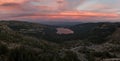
0,21,120,61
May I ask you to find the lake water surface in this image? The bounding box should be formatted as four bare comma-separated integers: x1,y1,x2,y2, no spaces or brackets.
56,28,74,34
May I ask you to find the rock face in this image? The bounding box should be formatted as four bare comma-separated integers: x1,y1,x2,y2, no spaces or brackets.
109,28,120,44
102,58,120,61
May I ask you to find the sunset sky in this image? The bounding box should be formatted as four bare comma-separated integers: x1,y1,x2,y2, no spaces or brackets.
0,0,120,22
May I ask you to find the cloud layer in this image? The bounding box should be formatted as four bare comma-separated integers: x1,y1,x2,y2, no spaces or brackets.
0,0,120,22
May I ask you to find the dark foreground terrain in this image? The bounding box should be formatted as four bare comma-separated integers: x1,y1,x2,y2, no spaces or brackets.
0,21,120,61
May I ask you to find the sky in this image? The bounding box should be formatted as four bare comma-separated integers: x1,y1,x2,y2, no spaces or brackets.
0,0,120,22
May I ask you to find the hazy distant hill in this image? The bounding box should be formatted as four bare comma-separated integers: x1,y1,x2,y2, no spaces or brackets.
0,21,120,61
39,21,83,26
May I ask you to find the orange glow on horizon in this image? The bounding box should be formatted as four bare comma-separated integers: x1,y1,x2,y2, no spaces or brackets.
59,11,119,17
16,11,119,21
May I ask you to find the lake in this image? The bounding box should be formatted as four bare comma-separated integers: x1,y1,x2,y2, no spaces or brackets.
56,28,74,34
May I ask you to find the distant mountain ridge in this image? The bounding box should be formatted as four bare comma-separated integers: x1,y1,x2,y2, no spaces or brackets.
38,21,83,26
0,21,120,43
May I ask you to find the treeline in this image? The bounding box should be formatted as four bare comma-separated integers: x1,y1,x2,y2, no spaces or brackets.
0,42,80,61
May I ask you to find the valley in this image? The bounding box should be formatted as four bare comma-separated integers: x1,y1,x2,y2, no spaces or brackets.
0,21,120,61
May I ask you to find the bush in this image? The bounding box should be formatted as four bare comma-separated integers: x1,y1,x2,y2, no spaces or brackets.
0,43,8,55
9,46,39,61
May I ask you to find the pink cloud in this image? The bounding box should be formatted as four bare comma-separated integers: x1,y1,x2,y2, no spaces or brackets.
0,0,120,22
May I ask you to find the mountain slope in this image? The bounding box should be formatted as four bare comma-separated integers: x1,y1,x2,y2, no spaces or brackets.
0,21,120,61
0,21,81,61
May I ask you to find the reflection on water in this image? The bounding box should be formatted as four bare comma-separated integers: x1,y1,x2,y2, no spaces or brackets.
56,28,74,34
